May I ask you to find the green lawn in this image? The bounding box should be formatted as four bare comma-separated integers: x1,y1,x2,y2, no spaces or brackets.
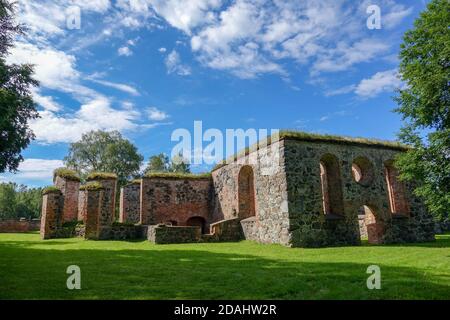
0,232,449,300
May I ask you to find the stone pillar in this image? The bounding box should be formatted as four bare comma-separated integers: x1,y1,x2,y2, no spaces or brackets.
140,177,153,225
87,173,117,239
83,187,103,240
77,190,87,223
40,188,63,240
53,169,81,222
119,181,141,224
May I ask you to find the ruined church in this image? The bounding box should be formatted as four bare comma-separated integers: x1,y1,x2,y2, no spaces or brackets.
40,131,435,247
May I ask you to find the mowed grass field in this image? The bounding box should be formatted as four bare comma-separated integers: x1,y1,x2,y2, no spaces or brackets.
0,232,449,300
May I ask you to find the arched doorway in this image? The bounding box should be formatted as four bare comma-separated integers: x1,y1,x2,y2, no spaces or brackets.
186,216,206,234
238,165,256,220
359,205,384,244
319,154,344,216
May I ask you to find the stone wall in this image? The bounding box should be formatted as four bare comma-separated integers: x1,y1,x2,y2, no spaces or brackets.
209,218,244,242
119,182,140,224
211,139,291,245
104,223,142,240
54,176,80,222
0,219,40,233
147,225,202,244
283,138,435,247
140,177,213,228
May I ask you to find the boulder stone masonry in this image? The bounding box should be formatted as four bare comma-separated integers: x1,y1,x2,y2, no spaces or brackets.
40,132,435,247
40,190,63,239
119,181,141,224
54,175,80,222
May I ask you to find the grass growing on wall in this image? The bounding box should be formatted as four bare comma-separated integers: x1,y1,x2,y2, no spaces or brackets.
0,233,448,300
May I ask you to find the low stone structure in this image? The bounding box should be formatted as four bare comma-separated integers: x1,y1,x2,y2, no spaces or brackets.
147,224,202,244
39,131,435,247
0,219,40,233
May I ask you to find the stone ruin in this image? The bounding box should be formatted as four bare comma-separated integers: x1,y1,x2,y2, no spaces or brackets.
40,132,435,247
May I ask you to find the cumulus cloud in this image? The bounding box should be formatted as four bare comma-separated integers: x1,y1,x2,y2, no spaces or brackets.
165,50,192,76
0,159,64,184
118,46,133,56
147,107,169,121
355,69,403,98
30,98,142,144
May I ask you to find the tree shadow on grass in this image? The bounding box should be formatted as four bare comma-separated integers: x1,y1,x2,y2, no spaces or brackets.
0,240,449,300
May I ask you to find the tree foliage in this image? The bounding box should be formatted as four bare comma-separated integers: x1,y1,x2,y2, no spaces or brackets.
64,130,144,186
144,152,191,174
0,183,42,219
0,0,38,173
395,0,450,221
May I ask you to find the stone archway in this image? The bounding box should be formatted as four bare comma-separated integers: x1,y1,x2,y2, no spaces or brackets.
359,205,384,244
238,165,256,220
186,216,206,234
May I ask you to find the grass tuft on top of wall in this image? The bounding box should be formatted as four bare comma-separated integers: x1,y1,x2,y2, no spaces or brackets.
144,172,212,180
53,168,80,182
42,186,61,195
212,130,409,172
86,172,118,181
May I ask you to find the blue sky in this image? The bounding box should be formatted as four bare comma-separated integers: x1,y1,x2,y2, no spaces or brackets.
0,0,430,187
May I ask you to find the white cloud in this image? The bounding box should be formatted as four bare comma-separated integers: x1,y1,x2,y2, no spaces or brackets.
118,46,133,56
32,91,63,112
30,98,142,144
383,5,413,29
8,42,79,91
0,159,64,184
159,47,167,53
165,50,192,76
147,107,169,121
147,0,222,34
89,79,140,96
355,69,403,98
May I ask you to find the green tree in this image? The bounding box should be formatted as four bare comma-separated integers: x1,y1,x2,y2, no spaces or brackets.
144,152,190,174
144,153,169,173
0,183,42,219
0,182,16,219
0,1,39,173
64,130,144,186
170,153,191,173
395,0,450,222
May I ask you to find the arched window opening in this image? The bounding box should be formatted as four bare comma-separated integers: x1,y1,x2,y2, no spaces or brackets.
352,156,375,186
384,161,409,216
358,205,384,244
186,216,206,234
238,165,256,220
319,154,344,216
